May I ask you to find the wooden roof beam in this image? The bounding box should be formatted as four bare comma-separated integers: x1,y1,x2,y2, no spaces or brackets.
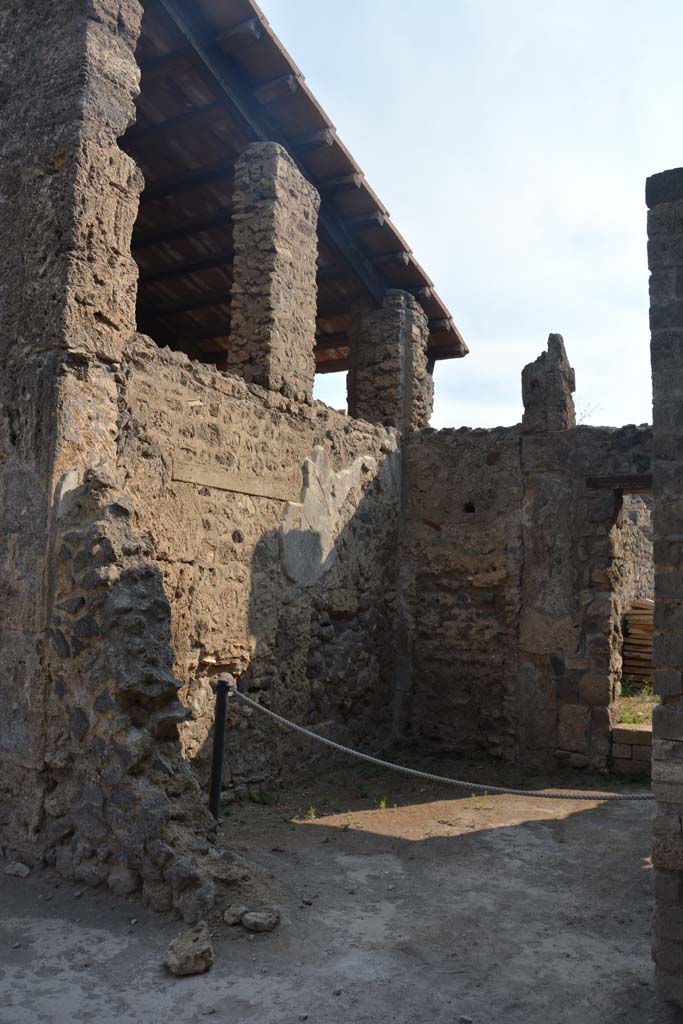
587,474,653,493
138,288,231,318
139,251,233,285
132,209,232,249
217,18,262,53
254,74,300,104
156,0,388,306
140,159,234,203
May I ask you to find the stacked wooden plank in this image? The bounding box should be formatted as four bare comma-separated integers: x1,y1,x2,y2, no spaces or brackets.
622,599,654,680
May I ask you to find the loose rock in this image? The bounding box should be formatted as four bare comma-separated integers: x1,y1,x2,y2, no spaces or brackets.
165,921,214,976
224,904,248,926
241,908,281,933
4,862,30,879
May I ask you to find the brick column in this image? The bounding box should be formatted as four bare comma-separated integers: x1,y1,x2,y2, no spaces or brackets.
647,167,683,1010
230,142,320,403
347,290,433,431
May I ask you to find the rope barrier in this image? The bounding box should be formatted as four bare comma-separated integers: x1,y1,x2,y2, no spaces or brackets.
231,690,654,802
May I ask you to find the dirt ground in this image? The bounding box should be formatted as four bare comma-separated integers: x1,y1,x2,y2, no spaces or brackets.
0,755,668,1024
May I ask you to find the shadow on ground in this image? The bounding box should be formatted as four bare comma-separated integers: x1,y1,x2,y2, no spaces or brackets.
0,757,661,1024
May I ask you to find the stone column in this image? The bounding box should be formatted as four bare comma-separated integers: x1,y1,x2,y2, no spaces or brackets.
646,168,683,1011
347,290,433,432
230,141,320,403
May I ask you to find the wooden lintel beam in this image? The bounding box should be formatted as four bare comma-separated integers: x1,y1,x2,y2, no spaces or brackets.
253,74,300,104
132,209,232,250
139,288,231,318
139,251,233,286
156,0,387,306
315,356,349,374
586,474,653,493
141,160,234,203
217,18,262,53
315,333,349,350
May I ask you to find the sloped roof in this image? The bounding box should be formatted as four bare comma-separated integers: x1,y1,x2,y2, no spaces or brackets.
122,0,468,370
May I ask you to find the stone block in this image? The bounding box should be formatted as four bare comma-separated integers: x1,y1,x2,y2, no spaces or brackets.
653,761,683,784
612,758,647,776
578,673,611,706
632,744,653,763
647,168,683,208
612,723,653,745
654,738,683,762
654,669,683,697
654,704,683,742
653,781,683,805
655,869,683,906
557,704,590,754
612,743,632,759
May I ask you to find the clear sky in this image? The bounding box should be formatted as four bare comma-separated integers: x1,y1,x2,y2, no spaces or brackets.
260,0,683,428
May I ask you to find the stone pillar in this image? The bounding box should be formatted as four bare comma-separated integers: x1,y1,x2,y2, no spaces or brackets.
521,333,576,432
646,168,683,1010
230,141,320,403
347,290,433,431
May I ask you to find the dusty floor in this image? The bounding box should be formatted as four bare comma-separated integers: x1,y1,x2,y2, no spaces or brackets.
0,756,664,1023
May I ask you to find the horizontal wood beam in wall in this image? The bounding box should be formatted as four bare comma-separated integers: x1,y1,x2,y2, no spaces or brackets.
315,357,349,374
315,333,349,350
586,474,653,493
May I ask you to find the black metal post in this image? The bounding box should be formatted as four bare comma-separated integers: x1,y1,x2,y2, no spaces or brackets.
208,679,229,822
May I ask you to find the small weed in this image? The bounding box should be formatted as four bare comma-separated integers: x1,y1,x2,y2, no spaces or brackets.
379,795,388,811
305,806,317,820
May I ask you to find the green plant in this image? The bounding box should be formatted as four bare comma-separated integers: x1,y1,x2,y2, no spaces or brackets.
304,805,317,820
378,795,388,811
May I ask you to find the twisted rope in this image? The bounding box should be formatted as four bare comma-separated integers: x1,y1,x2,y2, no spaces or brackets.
232,690,653,802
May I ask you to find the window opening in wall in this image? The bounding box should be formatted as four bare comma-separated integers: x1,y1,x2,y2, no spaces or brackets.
313,370,348,414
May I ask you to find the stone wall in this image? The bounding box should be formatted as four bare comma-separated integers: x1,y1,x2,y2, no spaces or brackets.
402,339,652,769
646,166,683,1010
116,335,399,796
617,494,654,614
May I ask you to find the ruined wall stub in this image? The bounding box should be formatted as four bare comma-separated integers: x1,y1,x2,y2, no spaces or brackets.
230,142,320,403
522,333,576,433
347,290,433,432
646,167,683,1009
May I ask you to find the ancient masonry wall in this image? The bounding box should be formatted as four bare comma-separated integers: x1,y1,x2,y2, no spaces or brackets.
117,336,400,797
403,407,652,768
646,167,683,1009
0,0,404,919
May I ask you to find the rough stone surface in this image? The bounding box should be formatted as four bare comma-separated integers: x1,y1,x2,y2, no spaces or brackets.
241,908,281,933
164,921,214,976
4,862,30,879
230,142,320,403
647,166,683,1008
402,409,652,768
522,333,576,433
224,904,248,926
347,290,433,431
